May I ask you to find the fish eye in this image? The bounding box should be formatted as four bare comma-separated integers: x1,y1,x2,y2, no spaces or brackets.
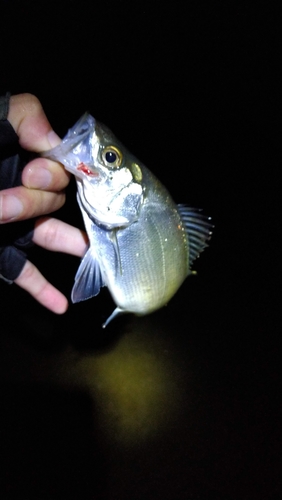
102,146,123,168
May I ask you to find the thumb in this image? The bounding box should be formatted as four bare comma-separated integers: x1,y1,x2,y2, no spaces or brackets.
7,93,61,152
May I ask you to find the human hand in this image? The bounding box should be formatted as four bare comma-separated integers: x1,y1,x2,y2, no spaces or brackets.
0,93,69,222
0,93,88,312
15,217,88,313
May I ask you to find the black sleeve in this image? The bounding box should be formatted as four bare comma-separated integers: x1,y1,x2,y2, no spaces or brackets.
0,93,35,283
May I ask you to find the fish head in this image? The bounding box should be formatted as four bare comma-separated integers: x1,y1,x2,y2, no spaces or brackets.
43,113,144,229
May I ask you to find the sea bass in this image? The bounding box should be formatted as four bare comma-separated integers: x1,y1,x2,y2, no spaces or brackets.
43,114,213,327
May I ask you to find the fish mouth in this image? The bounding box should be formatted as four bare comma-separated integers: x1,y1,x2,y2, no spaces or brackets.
74,162,100,179
41,113,98,176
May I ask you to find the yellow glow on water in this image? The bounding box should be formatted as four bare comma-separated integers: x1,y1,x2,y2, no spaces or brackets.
79,327,183,445
22,318,186,447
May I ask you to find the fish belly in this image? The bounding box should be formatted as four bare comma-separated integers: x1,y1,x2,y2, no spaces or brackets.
95,201,189,315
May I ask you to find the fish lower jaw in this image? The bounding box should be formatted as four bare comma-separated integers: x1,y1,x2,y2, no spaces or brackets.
91,210,130,228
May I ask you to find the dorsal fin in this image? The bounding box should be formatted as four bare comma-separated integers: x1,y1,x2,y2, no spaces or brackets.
177,205,214,269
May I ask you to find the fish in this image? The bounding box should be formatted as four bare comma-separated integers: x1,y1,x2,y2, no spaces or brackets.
43,113,213,327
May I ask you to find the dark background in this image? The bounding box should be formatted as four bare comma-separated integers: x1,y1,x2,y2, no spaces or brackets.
1,1,280,499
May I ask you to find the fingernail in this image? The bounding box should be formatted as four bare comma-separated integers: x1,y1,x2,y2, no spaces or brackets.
26,165,52,189
47,130,61,148
0,195,24,222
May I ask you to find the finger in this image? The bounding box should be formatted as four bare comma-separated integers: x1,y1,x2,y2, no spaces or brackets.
33,217,88,256
8,93,61,151
0,186,65,223
21,157,70,191
14,259,68,314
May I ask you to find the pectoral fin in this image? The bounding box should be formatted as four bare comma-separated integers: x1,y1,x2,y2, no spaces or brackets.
71,247,105,303
108,229,123,276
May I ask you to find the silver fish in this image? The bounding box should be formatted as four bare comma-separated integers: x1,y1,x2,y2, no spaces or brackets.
43,114,213,327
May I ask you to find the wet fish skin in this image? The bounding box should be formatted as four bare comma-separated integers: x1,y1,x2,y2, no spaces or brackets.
43,114,213,326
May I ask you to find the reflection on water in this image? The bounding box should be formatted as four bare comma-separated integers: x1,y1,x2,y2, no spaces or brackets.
80,323,183,444
2,283,275,500
43,316,186,446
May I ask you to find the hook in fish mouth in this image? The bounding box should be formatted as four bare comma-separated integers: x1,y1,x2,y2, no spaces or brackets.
76,162,99,177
